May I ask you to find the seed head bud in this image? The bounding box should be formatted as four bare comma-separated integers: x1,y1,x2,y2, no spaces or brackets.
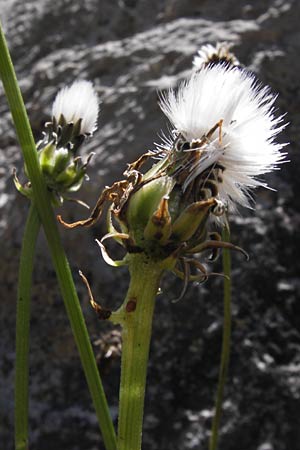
15,81,99,205
52,80,99,137
159,64,287,212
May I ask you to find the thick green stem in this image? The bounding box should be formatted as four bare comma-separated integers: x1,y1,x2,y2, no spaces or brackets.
116,254,164,450
209,226,232,450
15,204,40,450
0,20,117,450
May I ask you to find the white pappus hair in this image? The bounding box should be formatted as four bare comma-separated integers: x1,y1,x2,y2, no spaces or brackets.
159,64,287,210
193,42,240,70
52,80,99,135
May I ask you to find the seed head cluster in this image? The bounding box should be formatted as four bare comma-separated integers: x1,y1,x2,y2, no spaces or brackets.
159,64,287,210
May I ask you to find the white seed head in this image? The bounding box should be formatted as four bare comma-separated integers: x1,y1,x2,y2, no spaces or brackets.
193,42,240,70
52,80,99,135
159,64,287,210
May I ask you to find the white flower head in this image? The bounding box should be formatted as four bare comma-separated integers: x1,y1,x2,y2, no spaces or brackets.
193,42,240,71
159,64,287,210
52,80,99,135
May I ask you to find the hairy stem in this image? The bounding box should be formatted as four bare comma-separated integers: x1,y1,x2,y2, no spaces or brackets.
117,254,163,450
209,225,232,450
0,19,117,450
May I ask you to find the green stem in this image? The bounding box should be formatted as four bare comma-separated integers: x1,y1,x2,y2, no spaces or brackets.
0,20,117,450
209,225,232,450
15,204,40,450
116,254,163,450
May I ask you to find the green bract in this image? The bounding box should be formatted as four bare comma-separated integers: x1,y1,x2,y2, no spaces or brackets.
125,175,174,247
14,119,94,206
58,148,246,299
38,143,86,193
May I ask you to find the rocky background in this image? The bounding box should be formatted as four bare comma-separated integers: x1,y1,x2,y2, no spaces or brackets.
1,0,300,449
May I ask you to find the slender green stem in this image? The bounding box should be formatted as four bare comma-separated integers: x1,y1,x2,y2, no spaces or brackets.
116,254,163,450
15,204,40,450
209,225,232,450
0,20,117,450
